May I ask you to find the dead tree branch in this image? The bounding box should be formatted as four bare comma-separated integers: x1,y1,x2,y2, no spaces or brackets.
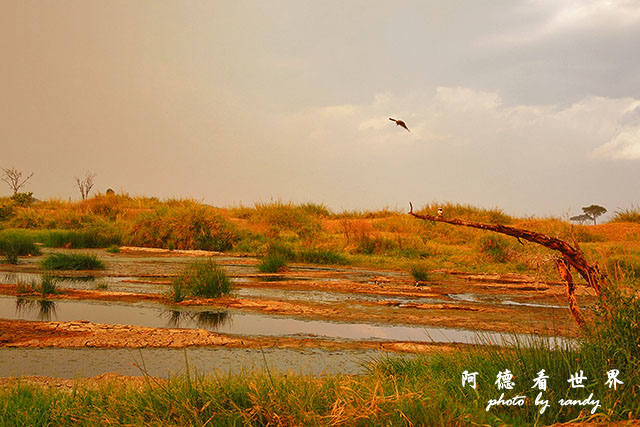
1,167,34,195
75,171,96,200
409,202,606,327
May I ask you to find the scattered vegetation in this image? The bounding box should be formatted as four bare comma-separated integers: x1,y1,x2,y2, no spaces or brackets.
170,258,232,301
0,193,638,275
0,229,41,263
258,243,293,273
611,207,640,223
409,264,430,282
3,286,638,425
40,253,105,270
106,244,120,253
476,234,510,263
38,274,60,296
41,229,122,249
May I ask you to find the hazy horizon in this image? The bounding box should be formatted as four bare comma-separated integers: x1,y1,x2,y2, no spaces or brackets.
2,1,639,220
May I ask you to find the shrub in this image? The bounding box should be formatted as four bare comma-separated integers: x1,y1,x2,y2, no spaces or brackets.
476,234,509,263
258,242,295,273
42,229,122,249
106,245,120,253
0,200,13,220
129,204,237,251
259,253,288,273
38,274,60,296
252,201,322,238
355,234,397,255
10,192,35,207
298,248,349,265
410,264,430,282
171,259,232,300
40,253,105,270
0,230,41,264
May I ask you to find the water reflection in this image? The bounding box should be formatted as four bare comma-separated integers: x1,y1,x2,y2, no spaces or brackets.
162,309,230,329
15,298,58,321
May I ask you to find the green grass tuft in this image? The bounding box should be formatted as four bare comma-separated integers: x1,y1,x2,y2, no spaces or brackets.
297,248,349,265
0,230,41,264
106,244,120,253
40,253,106,270
38,274,60,296
42,229,122,249
409,264,430,282
171,258,232,301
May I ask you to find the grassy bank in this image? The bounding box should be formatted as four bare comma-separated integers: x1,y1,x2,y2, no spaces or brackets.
3,193,637,278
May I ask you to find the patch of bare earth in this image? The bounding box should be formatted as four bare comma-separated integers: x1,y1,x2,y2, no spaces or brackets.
0,319,459,354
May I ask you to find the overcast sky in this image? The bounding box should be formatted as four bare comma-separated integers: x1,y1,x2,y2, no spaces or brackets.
2,1,639,218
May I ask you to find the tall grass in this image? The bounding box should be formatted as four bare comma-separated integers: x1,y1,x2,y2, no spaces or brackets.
611,207,640,223
129,203,238,251
409,263,430,282
476,234,510,263
40,253,106,270
170,259,232,301
0,229,41,263
258,243,293,273
41,229,122,249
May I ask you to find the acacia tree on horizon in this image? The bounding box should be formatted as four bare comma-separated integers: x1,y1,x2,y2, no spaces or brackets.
582,204,607,225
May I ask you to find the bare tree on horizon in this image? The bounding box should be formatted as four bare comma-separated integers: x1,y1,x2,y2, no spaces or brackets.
1,167,34,195
75,171,96,200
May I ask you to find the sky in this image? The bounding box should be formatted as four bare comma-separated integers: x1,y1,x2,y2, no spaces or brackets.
1,1,640,218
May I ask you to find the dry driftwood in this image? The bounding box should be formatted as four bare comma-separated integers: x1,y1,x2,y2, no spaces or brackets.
408,202,606,326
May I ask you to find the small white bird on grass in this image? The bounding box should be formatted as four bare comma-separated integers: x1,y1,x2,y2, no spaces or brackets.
389,117,410,132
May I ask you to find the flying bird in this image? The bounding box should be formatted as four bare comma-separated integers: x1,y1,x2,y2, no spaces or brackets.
389,117,410,132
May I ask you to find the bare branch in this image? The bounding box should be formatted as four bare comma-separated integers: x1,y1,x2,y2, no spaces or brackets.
408,202,607,327
1,167,34,194
75,171,97,200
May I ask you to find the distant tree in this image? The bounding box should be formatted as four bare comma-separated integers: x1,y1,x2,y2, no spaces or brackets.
75,171,96,200
570,214,592,225
1,167,34,195
582,205,607,225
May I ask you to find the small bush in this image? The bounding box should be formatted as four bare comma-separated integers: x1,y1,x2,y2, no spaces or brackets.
129,204,237,251
171,259,232,300
259,253,288,273
355,234,397,255
10,192,35,207
0,230,41,264
258,242,295,273
40,253,105,270
298,249,349,265
38,274,60,296
410,264,430,282
476,234,509,263
106,245,120,253
42,229,122,249
0,201,13,220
